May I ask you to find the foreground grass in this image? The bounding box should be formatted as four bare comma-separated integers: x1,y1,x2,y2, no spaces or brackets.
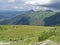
0,25,60,45
0,25,52,41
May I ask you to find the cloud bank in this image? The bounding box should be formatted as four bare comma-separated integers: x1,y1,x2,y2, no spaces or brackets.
0,0,60,11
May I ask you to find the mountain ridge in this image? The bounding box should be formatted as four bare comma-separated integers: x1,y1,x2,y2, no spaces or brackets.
0,11,60,26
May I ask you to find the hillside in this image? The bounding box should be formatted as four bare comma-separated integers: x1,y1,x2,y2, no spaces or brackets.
0,25,60,45
0,11,60,26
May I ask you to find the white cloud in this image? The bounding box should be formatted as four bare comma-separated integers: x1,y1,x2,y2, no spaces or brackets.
14,6,24,9
25,1,36,5
24,0,52,5
8,0,15,3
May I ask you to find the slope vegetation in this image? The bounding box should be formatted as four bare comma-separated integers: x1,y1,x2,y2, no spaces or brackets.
0,25,60,45
0,11,60,26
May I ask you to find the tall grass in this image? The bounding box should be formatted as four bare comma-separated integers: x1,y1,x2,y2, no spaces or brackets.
38,28,60,42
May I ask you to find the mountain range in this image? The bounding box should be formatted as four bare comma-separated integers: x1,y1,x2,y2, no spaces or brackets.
0,11,26,20
0,10,60,26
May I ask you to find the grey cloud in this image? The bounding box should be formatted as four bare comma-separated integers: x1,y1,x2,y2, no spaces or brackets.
0,0,60,11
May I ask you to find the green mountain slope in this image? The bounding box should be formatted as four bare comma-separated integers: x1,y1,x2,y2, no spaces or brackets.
0,11,60,26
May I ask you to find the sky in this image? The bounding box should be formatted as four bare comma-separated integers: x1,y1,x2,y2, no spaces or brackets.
0,0,60,11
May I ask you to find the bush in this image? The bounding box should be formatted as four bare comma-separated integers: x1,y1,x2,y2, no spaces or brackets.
38,28,57,42
20,37,24,40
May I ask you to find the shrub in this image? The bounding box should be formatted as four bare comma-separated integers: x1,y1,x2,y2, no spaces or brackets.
38,28,57,42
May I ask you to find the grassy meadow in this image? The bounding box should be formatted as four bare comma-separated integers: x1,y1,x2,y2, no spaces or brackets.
0,25,60,45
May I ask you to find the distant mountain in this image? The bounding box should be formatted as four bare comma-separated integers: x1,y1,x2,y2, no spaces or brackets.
28,10,35,12
0,11,26,20
0,11,60,26
45,10,53,12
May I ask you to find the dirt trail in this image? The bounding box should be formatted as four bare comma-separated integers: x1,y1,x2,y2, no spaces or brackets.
0,42,11,45
40,40,58,45
35,40,59,45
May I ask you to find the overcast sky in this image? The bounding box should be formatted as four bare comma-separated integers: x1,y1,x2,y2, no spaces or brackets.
0,0,60,11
